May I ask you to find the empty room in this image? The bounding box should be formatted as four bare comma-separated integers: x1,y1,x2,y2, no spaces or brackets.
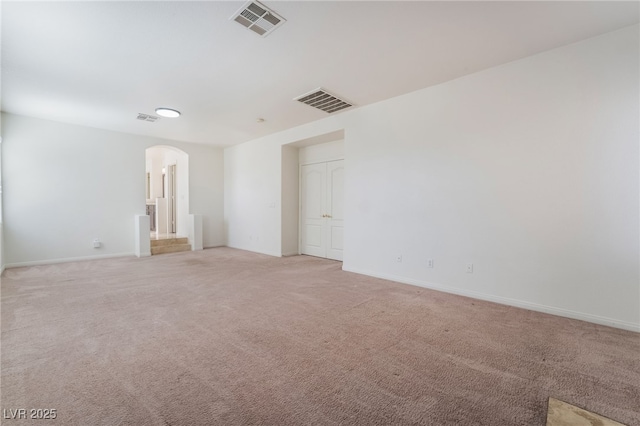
1,1,638,425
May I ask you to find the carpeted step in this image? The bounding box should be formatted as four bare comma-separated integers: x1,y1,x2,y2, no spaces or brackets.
151,243,191,255
151,237,189,247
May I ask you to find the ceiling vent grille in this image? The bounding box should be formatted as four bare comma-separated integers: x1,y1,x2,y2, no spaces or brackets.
230,1,285,37
294,88,354,114
137,113,159,122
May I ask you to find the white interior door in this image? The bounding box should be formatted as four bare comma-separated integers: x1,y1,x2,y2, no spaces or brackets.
326,160,344,261
300,159,344,261
300,163,326,258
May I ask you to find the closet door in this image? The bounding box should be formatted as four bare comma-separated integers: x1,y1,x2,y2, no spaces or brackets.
325,160,344,261
300,162,327,258
300,160,344,260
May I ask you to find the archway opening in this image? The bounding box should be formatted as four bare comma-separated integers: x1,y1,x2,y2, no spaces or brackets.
145,145,189,241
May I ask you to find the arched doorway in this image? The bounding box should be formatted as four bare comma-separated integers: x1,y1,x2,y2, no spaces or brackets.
145,145,189,240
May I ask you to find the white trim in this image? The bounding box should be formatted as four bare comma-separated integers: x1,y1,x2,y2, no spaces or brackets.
342,266,640,333
135,215,151,258
299,157,344,167
4,252,136,269
298,164,302,258
224,244,282,258
281,251,299,257
188,214,203,251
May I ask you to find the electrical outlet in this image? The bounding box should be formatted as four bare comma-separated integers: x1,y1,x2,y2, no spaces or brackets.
93,239,102,249
427,258,434,268
396,254,402,263
466,263,473,273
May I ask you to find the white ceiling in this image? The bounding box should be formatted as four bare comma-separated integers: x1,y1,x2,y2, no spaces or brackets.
2,1,638,147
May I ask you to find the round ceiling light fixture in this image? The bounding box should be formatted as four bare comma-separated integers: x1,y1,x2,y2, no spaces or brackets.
155,107,181,118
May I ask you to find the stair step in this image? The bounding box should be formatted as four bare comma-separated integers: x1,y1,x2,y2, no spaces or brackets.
151,237,189,247
151,243,191,255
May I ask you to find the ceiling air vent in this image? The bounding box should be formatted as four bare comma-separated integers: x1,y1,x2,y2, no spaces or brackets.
294,88,354,114
230,1,285,37
137,113,158,122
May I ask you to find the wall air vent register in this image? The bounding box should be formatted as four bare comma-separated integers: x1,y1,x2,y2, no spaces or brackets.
137,113,159,122
230,1,285,37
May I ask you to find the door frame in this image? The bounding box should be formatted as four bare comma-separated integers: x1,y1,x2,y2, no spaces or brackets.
167,164,177,234
145,145,189,238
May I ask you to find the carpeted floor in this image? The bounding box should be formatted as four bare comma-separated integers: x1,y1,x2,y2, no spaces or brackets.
1,247,639,425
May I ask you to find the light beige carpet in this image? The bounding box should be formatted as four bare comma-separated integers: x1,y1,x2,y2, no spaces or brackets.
2,247,639,425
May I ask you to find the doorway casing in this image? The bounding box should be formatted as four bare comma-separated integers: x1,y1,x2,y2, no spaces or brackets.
281,130,345,259
145,145,189,238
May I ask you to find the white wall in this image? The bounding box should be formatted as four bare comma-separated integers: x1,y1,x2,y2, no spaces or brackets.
0,224,3,273
2,113,225,266
224,138,282,256
343,25,639,331
224,25,640,331
146,149,164,201
0,131,4,274
0,59,4,274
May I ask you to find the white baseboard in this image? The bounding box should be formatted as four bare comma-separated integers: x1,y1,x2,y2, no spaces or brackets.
342,266,640,333
4,252,136,269
204,245,296,258
224,244,282,258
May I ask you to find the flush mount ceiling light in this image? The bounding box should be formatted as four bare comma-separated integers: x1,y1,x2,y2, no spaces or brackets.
155,108,181,118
